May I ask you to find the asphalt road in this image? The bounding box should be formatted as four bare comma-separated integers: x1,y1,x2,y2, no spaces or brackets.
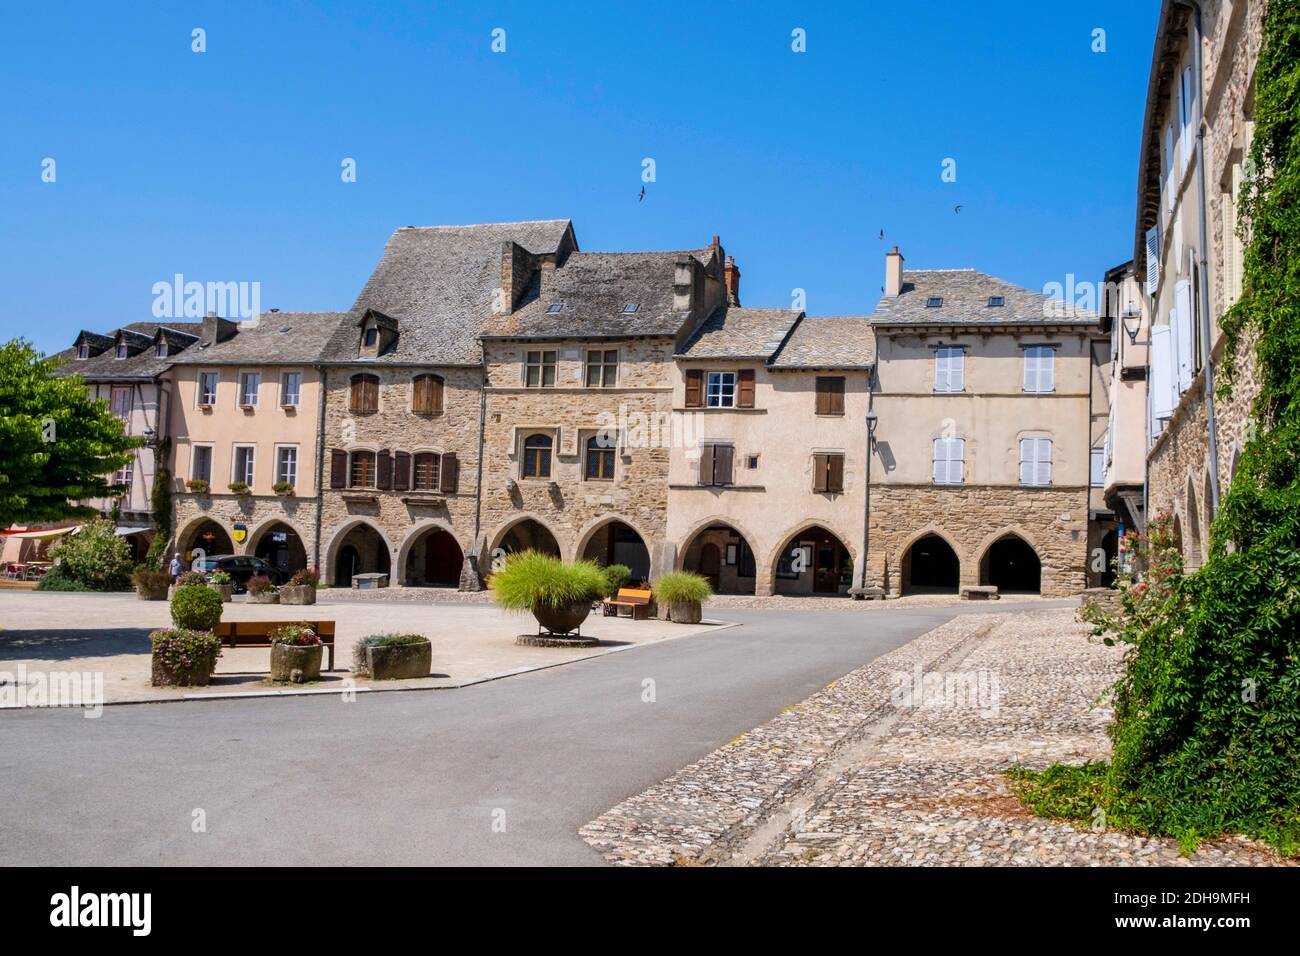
0,601,1072,866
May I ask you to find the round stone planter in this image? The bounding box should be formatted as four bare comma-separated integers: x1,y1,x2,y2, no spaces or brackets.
247,591,280,605
269,643,322,683
208,583,233,603
668,600,703,624
366,641,432,680
280,584,317,606
136,583,169,601
532,600,591,636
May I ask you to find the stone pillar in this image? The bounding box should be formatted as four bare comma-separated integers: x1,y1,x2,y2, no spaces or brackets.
649,539,675,581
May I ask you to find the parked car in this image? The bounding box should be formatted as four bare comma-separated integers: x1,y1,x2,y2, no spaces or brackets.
192,555,290,592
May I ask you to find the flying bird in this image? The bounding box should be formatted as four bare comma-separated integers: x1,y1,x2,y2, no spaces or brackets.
954,204,963,214
878,229,884,240
638,186,645,202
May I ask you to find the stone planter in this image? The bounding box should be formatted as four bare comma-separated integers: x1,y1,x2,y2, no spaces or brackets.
270,643,322,683
532,600,591,636
247,591,280,604
150,653,216,687
367,641,432,680
136,582,169,601
280,584,317,606
667,600,703,624
208,583,233,603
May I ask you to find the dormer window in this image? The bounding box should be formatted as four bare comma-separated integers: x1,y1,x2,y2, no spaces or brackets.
356,310,398,357
364,327,379,348
546,303,563,314
115,341,128,359
988,296,1005,307
156,341,169,357
926,297,943,308
621,303,639,313
76,344,89,360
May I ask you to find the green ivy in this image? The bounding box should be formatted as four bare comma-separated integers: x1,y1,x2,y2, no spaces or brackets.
145,439,172,570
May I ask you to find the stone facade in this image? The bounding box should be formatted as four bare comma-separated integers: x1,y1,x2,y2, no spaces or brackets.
173,492,320,571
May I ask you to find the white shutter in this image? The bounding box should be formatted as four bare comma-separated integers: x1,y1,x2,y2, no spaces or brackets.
1019,439,1034,485
935,347,963,392
1037,439,1053,486
1023,349,1037,392
1091,449,1105,488
1174,279,1194,392
1150,324,1175,419
932,438,946,483
1145,225,1161,295
932,437,964,485
949,438,964,484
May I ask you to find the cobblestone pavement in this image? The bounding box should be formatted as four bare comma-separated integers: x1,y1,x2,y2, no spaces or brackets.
581,608,1292,867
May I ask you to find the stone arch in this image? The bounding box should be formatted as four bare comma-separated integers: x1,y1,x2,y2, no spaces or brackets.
977,531,1042,594
573,514,652,582
396,518,464,587
489,514,563,559
246,518,309,576
898,527,961,595
679,516,761,595
1185,475,1203,569
765,522,856,597
324,518,394,588
176,516,233,561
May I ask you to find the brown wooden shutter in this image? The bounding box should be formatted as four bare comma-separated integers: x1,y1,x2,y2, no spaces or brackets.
330,449,347,489
393,451,410,491
714,444,734,485
376,449,392,490
815,377,845,415
737,369,755,408
440,452,459,493
684,369,704,408
698,443,715,485
431,375,444,414
828,454,844,493
412,376,428,414
812,453,829,492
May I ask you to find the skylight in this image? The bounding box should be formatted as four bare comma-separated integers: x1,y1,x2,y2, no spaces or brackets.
546,303,563,313
621,303,639,313
926,297,943,308
988,296,1005,307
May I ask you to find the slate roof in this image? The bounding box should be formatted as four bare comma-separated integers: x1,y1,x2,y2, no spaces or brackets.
169,312,351,365
871,269,1097,328
675,307,802,360
770,316,875,369
485,249,713,340
322,220,575,365
54,322,204,380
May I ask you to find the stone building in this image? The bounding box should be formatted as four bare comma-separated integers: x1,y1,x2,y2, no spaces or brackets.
1134,0,1261,568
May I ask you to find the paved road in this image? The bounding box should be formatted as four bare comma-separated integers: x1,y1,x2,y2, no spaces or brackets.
0,601,1072,866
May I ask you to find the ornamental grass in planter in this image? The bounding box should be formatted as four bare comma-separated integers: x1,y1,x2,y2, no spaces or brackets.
490,551,608,635
150,628,223,686
353,633,431,680
268,623,322,683
246,574,279,604
170,583,224,632
207,570,234,602
280,567,319,606
652,571,712,624
133,567,171,601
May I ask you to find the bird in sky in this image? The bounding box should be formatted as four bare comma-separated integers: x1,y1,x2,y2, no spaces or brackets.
954,204,963,214
878,228,884,240
639,186,646,202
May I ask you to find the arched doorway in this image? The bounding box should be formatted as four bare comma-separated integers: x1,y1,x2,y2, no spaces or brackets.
980,534,1041,593
404,526,463,587
580,520,650,583
330,523,391,588
1099,529,1118,588
253,522,307,577
772,526,853,596
681,523,756,595
180,519,233,563
901,533,959,594
497,519,561,558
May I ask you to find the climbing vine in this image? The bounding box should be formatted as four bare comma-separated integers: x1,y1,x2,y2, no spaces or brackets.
145,438,173,570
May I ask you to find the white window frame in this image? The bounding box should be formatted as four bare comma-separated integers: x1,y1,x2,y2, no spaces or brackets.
280,370,302,407
1090,447,1105,488
190,444,214,483
76,343,89,360
275,444,298,488
706,371,737,408
197,371,219,407
231,444,256,488
1022,346,1055,393
238,370,261,407
931,437,965,485
934,347,964,393
1019,438,1053,487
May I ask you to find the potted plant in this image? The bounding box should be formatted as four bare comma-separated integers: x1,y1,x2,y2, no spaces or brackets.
185,478,210,494
207,570,234,602
132,567,171,601
280,566,319,605
353,633,432,680
268,623,322,683
170,582,224,631
227,481,251,496
490,551,608,635
246,574,279,604
150,628,223,686
652,571,713,624
272,481,295,497
177,570,208,586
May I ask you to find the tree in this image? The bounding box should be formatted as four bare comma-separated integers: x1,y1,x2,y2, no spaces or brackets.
0,339,139,526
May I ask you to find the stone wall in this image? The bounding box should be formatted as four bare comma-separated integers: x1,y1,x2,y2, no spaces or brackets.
173,493,319,568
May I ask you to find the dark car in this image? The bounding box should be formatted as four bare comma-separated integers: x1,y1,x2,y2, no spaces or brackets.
193,555,290,592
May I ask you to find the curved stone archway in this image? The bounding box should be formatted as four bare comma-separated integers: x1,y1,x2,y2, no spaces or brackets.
766,522,856,597
978,532,1041,594
900,532,960,595
680,521,758,595
324,518,393,588
575,515,652,583
397,520,465,587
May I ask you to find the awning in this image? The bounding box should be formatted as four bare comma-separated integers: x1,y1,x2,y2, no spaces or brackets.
0,526,78,540
114,526,151,537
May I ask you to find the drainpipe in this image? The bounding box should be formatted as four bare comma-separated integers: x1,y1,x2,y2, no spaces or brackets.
851,366,877,598
312,365,327,571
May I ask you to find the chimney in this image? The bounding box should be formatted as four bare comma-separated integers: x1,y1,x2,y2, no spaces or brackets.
885,246,905,297
724,256,741,306
201,311,238,345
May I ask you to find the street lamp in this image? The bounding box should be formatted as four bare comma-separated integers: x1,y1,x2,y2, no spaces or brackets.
1121,303,1143,345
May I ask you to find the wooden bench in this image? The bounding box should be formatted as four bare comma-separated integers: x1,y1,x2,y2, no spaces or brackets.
603,587,652,620
213,620,337,670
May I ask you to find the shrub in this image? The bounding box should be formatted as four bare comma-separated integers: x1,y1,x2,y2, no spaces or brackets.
268,623,320,646
150,628,222,682
602,564,633,596
490,551,608,611
185,479,210,494
289,566,320,587
132,568,171,591
227,481,250,495
652,570,712,604
177,570,208,586
170,583,223,631
246,574,276,595
34,564,91,592
208,570,232,586
47,519,132,591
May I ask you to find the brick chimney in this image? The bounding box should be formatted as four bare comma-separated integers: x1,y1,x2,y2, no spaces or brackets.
724,256,741,306
885,246,904,297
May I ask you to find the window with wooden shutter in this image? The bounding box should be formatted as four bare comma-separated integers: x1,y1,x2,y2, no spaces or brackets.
350,450,376,488
697,443,715,485
713,443,734,485
932,438,964,485
813,453,829,492
350,374,379,413
412,374,444,415
815,377,845,415
1145,225,1161,295
439,452,459,493
935,347,964,392
413,452,440,491
376,449,392,490
684,369,704,408
393,451,411,491
330,448,347,488
812,453,845,492
737,369,755,408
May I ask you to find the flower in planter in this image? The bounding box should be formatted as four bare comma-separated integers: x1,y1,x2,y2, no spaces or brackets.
177,570,208,586
246,574,277,595
227,481,251,496
272,481,295,497
289,566,320,588
268,623,321,646
150,628,223,686
185,479,210,494
208,570,233,586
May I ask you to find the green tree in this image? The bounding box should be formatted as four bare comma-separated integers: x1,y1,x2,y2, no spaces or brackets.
0,339,139,526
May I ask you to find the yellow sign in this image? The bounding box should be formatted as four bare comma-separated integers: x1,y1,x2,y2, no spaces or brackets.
232,522,247,544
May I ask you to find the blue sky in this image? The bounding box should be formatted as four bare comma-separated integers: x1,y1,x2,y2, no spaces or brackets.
1,1,1157,355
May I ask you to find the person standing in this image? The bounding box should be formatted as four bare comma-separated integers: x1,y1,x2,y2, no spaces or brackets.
169,552,183,583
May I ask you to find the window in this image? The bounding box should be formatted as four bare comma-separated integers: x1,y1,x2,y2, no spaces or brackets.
350,373,379,413
1090,448,1105,488
280,371,301,407
815,376,845,415
934,347,964,392
746,454,760,470
114,460,133,489
413,452,441,491
546,303,563,314
706,371,736,407
1023,346,1055,393
988,296,1005,307
76,344,89,360
585,434,615,481
932,437,964,485
812,453,845,493
412,374,444,415
156,341,168,357
926,297,943,308
191,445,213,483
363,326,379,348
524,350,557,387
522,434,553,479
350,450,376,488
239,371,261,406
232,446,256,487
276,447,298,487
697,443,734,487
110,385,132,420
198,372,218,406
585,350,618,388
1019,438,1053,486
621,303,639,313
116,341,128,359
